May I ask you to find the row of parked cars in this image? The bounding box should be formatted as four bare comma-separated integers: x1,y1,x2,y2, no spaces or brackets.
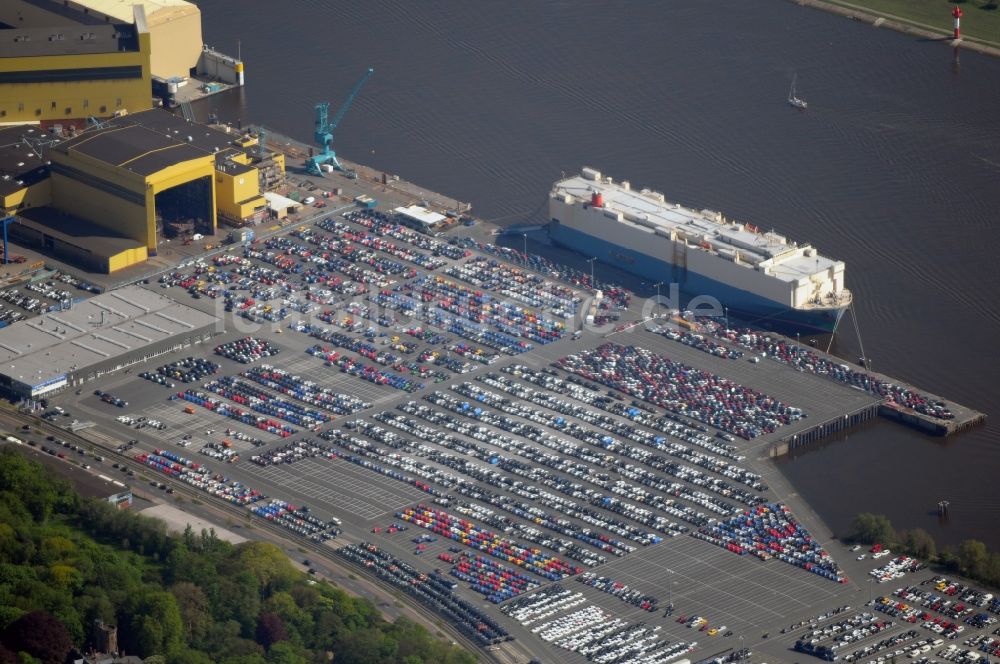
55,271,101,294
337,542,509,646
558,342,803,440
249,439,337,467
500,585,695,664
780,605,853,635
465,374,765,503
157,357,221,383
215,337,280,364
840,629,926,663
25,279,72,303
577,572,658,612
115,414,166,430
94,389,127,408
0,305,26,325
503,364,749,464
707,322,955,420
896,582,997,624
927,577,1000,614
425,387,739,524
319,430,450,499
0,288,48,314
395,400,687,539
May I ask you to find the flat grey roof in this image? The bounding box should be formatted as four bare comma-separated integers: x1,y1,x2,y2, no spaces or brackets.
115,108,240,155
0,285,215,389
0,125,50,197
52,124,209,176
0,24,139,58
50,108,243,176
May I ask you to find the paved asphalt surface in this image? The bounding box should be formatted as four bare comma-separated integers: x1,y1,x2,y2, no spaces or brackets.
12,189,980,664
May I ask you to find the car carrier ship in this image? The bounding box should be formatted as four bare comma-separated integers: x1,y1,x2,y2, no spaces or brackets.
549,168,851,335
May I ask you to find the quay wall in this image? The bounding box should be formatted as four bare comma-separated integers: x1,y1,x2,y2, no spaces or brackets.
770,403,881,457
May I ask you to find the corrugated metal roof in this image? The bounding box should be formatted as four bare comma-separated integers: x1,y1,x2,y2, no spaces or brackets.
0,286,215,389
395,205,445,226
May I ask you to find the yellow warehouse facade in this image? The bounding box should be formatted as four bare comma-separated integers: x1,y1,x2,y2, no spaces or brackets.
50,123,217,252
0,6,153,126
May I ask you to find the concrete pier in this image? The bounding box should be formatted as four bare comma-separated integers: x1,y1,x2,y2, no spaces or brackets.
771,402,881,457
246,126,985,452
686,320,988,448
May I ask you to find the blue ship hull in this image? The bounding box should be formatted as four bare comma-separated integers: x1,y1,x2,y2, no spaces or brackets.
550,223,847,336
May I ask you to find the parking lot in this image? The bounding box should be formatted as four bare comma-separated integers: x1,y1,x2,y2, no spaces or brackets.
45,206,994,664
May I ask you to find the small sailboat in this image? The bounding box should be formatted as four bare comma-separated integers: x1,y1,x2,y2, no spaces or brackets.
788,74,808,110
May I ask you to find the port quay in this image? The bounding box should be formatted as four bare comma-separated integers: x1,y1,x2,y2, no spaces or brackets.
5,1,996,662
10,131,988,664
261,126,985,456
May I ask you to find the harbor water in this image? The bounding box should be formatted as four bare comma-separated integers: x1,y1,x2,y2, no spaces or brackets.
196,0,1000,550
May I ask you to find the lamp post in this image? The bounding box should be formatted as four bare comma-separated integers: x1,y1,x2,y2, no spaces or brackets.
868,578,874,605
586,257,596,287
739,635,745,664
522,233,527,260
724,306,729,330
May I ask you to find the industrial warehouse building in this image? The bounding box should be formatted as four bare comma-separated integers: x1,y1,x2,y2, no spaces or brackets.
0,285,217,399
0,125,49,213
48,114,220,253
395,205,446,233
10,207,148,273
0,109,283,272
0,4,153,126
0,0,244,127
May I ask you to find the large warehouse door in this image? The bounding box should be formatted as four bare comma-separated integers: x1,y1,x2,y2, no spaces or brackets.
154,175,213,238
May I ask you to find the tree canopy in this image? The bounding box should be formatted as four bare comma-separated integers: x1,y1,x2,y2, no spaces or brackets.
845,511,1000,591
0,447,476,664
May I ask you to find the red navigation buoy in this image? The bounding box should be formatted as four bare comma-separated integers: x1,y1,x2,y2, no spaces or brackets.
952,6,963,39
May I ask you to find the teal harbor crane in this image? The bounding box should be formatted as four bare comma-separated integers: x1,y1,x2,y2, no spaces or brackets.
307,67,374,176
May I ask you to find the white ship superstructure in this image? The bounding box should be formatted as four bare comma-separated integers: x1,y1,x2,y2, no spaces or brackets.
548,168,851,333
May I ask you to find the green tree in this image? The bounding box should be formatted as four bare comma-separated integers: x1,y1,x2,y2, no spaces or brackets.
130,591,184,657
265,641,307,664
236,542,298,598
165,648,214,664
220,655,268,664
171,581,210,643
984,554,1000,588
958,539,989,577
899,528,936,560
263,591,312,643
0,448,481,663
846,513,896,545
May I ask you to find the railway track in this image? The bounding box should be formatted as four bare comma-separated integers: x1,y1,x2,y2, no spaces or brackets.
0,407,521,663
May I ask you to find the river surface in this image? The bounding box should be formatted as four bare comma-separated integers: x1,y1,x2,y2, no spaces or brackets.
195,0,1000,550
